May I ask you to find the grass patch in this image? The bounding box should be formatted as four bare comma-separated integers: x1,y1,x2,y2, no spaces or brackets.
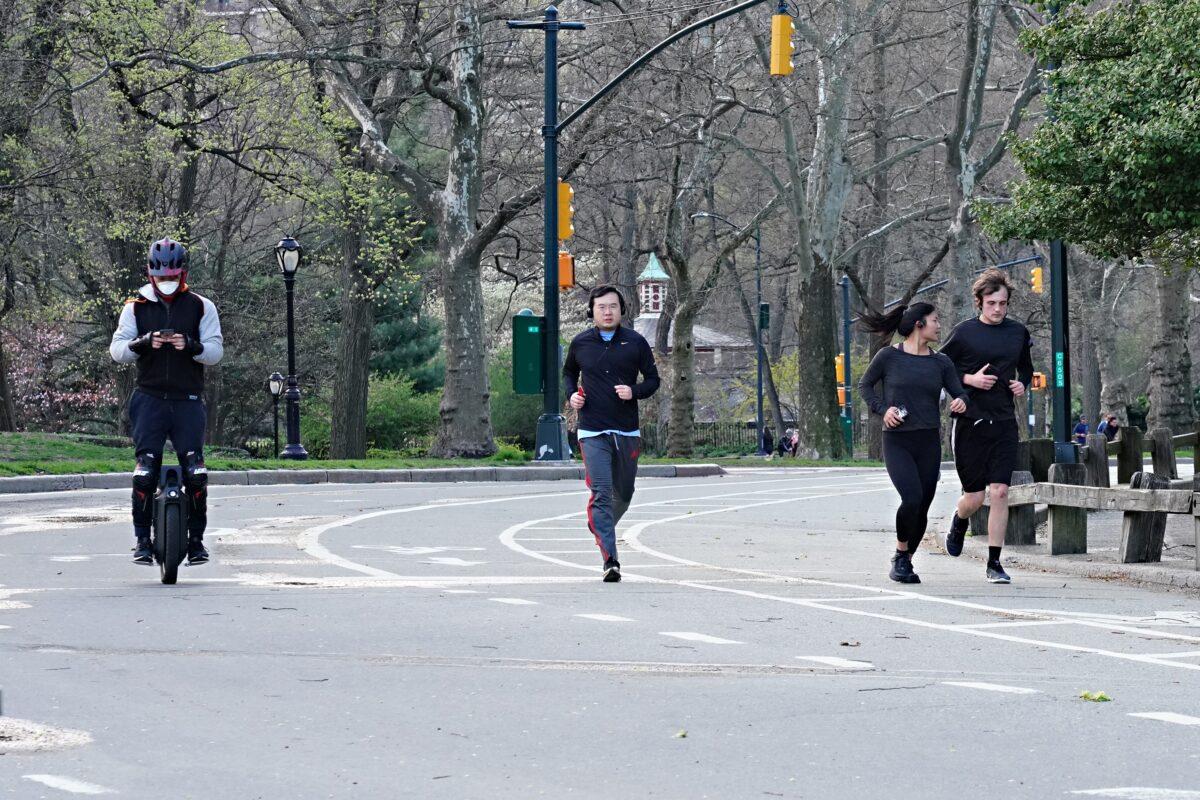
0,431,881,477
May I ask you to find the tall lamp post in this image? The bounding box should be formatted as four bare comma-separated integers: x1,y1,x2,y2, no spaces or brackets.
267,371,284,458
275,237,308,460
690,211,767,456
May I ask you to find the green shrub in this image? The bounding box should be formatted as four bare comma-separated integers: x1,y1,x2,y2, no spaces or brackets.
489,442,529,462
299,375,439,458
488,347,541,451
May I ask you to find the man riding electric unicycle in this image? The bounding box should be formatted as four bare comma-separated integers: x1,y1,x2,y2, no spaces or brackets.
109,238,224,575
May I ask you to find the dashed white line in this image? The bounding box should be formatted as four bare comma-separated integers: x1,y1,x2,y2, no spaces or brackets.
1071,789,1200,799
490,598,539,606
659,631,742,644
958,620,1070,630
575,613,636,623
23,775,115,795
1128,712,1200,726
942,681,1040,695
794,656,875,671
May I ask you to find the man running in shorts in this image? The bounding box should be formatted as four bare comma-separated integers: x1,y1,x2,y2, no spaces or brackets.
563,285,660,583
940,268,1033,584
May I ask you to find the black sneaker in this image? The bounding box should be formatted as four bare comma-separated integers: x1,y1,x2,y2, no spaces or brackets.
602,559,621,583
889,552,921,584
945,514,968,557
986,561,1011,584
187,538,209,565
132,537,154,565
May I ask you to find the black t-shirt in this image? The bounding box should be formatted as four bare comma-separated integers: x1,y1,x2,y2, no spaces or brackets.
939,317,1034,422
858,345,966,432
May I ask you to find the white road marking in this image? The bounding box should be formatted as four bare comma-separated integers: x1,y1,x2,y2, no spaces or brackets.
490,597,538,606
500,481,1200,675
942,681,1040,695
23,775,115,795
49,556,91,563
660,631,742,644
1128,712,1200,726
1071,789,1200,798
537,550,599,554
1147,651,1200,660
795,656,875,671
958,620,1070,629
575,613,636,623
516,537,586,541
220,559,316,567
423,557,486,567
352,545,486,556
441,589,479,594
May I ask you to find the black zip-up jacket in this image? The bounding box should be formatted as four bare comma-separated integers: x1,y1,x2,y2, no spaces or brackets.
110,284,224,400
562,325,660,433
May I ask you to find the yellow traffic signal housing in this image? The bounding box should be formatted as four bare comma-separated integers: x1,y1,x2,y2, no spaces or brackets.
557,180,574,240
558,250,575,289
1030,266,1044,294
1031,371,1047,391
837,387,847,406
834,353,845,383
770,13,794,77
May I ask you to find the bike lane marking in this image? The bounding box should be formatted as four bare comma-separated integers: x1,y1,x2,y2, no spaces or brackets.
23,775,115,795
941,681,1040,695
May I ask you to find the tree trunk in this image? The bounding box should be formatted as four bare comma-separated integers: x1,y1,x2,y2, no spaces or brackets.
330,229,373,459
1097,262,1129,424
666,300,697,457
434,249,495,457
0,333,16,431
1147,265,1195,431
793,258,843,458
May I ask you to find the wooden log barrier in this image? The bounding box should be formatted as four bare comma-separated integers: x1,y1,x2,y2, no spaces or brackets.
1148,427,1179,481
1047,462,1088,555
1117,428,1145,485
1083,434,1110,488
1119,472,1172,563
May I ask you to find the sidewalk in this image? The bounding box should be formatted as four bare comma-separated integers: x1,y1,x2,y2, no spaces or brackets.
0,463,725,494
960,509,1200,592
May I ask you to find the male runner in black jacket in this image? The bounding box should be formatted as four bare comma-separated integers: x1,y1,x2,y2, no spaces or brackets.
940,268,1033,584
563,285,660,583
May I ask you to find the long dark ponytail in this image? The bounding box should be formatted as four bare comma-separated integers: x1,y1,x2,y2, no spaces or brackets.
857,301,936,337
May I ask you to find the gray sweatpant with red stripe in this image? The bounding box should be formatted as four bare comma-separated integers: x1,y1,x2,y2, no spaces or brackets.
580,433,640,564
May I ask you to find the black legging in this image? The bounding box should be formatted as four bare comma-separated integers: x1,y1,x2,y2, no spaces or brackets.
882,429,942,550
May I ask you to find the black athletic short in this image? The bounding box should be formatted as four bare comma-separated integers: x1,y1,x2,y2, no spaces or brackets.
952,417,1018,493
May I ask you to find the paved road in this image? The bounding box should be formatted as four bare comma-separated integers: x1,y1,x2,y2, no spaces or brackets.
1,468,1199,799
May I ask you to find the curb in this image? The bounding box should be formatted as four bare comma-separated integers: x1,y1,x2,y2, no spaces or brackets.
959,526,1200,593
0,463,726,495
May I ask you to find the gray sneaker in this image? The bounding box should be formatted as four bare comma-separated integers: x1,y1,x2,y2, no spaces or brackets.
986,561,1011,584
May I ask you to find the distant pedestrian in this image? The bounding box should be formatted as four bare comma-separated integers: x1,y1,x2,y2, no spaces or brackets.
859,301,967,584
1073,416,1089,446
777,429,793,457
762,427,775,455
1101,414,1120,442
940,268,1033,585
563,285,660,583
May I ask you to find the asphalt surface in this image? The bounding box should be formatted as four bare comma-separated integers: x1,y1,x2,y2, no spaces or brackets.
1,467,1199,799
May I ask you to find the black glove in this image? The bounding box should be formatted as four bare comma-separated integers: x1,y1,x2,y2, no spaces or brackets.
182,335,204,356
128,332,154,355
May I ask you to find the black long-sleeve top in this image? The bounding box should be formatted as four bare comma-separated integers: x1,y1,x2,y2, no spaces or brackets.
562,325,660,433
939,317,1034,422
858,345,967,431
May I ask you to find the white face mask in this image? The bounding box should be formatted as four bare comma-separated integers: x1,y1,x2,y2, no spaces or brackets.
154,280,180,296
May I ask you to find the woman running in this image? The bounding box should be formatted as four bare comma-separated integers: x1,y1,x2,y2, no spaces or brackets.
858,302,968,583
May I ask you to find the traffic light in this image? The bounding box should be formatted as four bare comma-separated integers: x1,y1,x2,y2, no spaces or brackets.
1030,266,1044,294
1031,372,1047,391
834,353,845,383
557,180,574,240
837,387,847,406
770,12,794,77
558,250,575,289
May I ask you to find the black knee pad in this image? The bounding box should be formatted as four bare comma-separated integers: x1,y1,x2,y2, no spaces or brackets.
132,453,161,525
183,452,208,527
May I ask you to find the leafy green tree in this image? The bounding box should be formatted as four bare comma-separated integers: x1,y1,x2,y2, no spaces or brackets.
981,0,1200,259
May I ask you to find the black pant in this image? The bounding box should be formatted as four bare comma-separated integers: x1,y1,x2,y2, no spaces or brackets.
579,434,640,563
882,428,941,550
129,391,208,539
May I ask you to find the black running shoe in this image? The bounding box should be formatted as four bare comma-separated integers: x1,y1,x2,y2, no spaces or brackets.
187,538,209,565
602,558,621,583
889,552,921,584
986,561,1011,584
132,537,153,565
945,514,968,557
